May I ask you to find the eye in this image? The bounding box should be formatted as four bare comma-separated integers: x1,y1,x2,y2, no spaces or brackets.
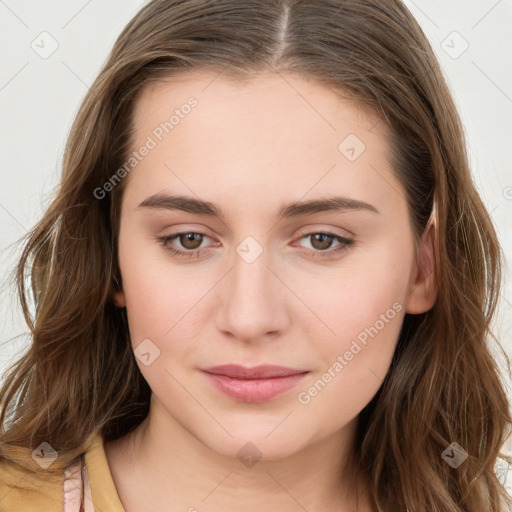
156,230,354,259
296,232,354,257
157,231,216,258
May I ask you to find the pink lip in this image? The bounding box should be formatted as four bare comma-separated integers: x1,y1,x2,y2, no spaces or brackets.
201,364,310,402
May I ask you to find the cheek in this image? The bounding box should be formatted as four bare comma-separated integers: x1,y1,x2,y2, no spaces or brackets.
117,231,191,345
301,276,404,396
298,240,411,345
292,244,410,413
293,289,405,438
118,249,204,395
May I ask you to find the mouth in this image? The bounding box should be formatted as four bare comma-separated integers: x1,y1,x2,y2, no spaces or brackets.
201,364,310,402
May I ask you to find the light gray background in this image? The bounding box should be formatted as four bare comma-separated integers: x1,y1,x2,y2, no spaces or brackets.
0,0,511,480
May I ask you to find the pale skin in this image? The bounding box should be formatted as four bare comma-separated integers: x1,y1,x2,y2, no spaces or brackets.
104,70,437,512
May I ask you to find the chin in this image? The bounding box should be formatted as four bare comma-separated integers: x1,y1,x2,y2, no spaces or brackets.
196,424,311,463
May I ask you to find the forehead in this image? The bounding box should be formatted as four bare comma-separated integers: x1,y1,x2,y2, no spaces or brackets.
122,70,404,219
132,69,385,138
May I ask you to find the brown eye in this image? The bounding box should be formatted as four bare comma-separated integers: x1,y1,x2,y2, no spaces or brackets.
178,232,204,250
309,233,336,251
297,232,354,258
157,230,215,258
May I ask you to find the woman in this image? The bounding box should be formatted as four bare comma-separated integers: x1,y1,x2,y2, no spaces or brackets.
1,1,511,511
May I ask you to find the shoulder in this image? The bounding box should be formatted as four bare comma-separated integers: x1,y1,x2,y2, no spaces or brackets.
0,455,63,511
1,431,123,512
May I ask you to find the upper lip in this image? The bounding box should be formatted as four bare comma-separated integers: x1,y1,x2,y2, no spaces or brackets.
202,364,309,379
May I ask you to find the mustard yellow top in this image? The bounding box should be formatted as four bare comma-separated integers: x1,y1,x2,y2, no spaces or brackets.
0,432,125,512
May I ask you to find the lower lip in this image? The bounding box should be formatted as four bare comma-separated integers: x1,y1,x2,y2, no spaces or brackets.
202,371,309,402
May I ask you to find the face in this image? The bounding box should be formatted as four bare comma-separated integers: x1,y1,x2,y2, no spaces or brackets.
113,70,435,460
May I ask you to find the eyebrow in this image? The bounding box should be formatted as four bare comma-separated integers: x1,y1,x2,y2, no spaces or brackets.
137,193,379,218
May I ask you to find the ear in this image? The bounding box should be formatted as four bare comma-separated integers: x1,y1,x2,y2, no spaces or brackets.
405,219,437,314
114,289,126,308
112,275,126,308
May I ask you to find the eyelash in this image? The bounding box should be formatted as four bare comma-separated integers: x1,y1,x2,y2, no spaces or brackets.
156,231,354,259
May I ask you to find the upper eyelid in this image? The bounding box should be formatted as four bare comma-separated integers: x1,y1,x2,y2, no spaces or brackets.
163,224,353,239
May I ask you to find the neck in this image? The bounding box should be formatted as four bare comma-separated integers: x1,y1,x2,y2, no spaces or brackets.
105,396,375,512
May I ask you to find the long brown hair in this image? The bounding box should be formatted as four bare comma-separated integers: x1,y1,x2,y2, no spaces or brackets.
1,1,511,510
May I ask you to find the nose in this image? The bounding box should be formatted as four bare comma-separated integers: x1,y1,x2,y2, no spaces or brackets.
215,240,290,344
